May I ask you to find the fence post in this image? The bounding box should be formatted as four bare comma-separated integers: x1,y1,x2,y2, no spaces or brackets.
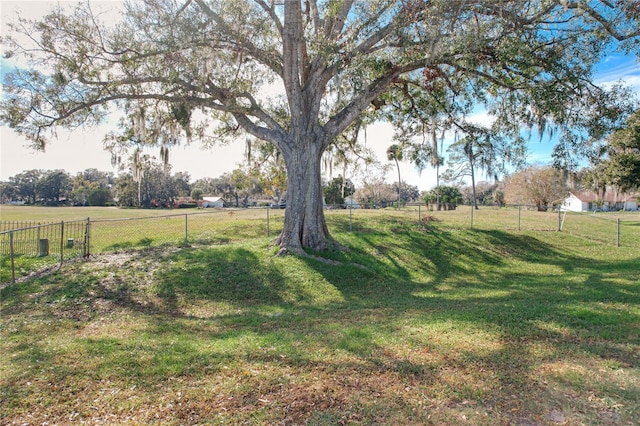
60,221,65,266
267,206,270,237
85,217,91,257
518,205,521,231
10,231,16,284
557,207,561,232
37,223,43,255
616,218,620,247
184,214,189,246
418,204,421,226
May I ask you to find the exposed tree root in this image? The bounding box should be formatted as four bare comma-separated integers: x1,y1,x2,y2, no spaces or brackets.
272,238,359,268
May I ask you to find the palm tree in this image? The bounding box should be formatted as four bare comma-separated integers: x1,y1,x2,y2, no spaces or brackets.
387,144,403,209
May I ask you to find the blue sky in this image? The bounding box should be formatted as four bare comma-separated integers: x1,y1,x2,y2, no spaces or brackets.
1,2,639,191
521,54,640,165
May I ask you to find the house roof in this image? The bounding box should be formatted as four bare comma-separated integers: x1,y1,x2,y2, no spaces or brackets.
571,190,637,203
203,196,224,202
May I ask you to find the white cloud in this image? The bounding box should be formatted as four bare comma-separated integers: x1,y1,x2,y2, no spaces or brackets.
595,55,640,93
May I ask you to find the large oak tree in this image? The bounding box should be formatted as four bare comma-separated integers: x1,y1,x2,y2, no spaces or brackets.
1,0,639,254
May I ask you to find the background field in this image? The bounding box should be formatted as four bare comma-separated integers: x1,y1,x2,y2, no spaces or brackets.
2,204,638,283
1,205,639,425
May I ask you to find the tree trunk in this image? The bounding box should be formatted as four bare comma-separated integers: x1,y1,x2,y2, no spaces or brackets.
276,137,330,255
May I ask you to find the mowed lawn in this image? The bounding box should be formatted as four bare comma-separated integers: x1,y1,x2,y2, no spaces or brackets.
1,206,639,425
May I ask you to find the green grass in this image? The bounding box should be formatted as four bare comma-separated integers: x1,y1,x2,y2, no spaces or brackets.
1,211,639,425
0,205,211,221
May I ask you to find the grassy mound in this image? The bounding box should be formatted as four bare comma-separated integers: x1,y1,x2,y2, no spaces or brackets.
1,216,639,425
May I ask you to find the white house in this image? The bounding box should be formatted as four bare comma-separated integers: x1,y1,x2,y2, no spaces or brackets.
561,190,638,212
202,196,225,208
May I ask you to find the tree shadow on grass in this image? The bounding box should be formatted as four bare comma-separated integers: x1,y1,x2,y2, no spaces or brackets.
332,227,566,295
317,227,639,337
152,246,289,312
293,228,640,422
2,228,638,424
311,234,636,361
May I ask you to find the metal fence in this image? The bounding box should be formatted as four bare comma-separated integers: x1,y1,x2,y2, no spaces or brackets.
0,209,278,284
0,220,52,233
89,208,292,253
560,210,640,247
327,203,640,246
402,204,640,247
1,205,638,284
1,219,89,283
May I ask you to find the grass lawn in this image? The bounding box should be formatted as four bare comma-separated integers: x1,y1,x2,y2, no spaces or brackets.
1,209,639,425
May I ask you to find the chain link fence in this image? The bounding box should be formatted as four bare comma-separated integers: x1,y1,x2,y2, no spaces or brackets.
2,205,638,284
324,203,639,247
325,203,565,233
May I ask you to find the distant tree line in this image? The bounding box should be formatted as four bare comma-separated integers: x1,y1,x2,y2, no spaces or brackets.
0,158,426,209
0,161,591,212
1,168,114,206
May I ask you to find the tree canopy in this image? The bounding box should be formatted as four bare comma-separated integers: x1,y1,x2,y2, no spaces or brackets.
2,0,639,253
323,175,356,206
594,110,640,192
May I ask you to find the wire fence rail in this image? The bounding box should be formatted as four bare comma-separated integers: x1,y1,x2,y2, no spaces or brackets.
1,205,639,284
0,220,89,257
0,220,55,233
